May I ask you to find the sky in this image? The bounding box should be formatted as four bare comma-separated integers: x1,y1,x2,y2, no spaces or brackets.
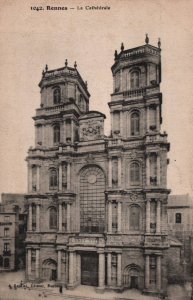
0,0,193,197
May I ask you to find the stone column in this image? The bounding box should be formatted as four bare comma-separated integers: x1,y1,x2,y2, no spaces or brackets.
156,255,161,290
67,203,71,232
145,254,150,289
120,111,123,137
118,156,122,188
35,249,40,279
71,119,74,143
63,120,66,143
113,76,115,92
108,201,112,233
98,252,105,289
76,253,81,283
146,155,150,186
111,112,114,134
120,69,123,91
146,199,150,233
147,106,149,132
69,251,74,286
59,164,63,191
36,204,40,232
108,157,112,188
28,204,32,231
67,162,71,190
117,202,122,233
156,105,160,131
36,166,40,191
28,165,32,193
57,250,61,281
58,203,62,231
27,248,31,276
147,64,150,86
107,253,112,286
156,200,161,234
65,82,68,98
157,154,161,186
117,253,122,287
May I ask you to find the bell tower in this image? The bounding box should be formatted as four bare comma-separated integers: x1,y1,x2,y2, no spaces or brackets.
34,59,90,147
107,35,170,297
110,34,162,139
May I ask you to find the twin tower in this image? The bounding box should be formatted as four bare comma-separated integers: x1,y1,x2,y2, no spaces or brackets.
25,36,170,297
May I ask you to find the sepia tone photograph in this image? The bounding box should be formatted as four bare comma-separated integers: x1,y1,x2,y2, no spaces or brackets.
0,0,193,299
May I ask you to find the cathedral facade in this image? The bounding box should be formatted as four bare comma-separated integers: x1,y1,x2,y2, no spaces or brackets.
25,37,170,297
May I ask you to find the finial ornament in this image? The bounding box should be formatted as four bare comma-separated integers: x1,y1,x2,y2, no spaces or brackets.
145,33,149,44
114,50,118,59
42,70,45,77
121,42,124,51
85,81,88,88
74,61,77,69
158,38,161,48
65,59,68,67
45,64,48,72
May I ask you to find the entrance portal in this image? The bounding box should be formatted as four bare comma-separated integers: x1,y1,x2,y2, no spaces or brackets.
130,276,138,289
42,258,57,281
123,264,141,290
81,252,98,286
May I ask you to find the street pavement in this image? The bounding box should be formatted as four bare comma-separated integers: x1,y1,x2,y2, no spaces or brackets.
0,271,191,300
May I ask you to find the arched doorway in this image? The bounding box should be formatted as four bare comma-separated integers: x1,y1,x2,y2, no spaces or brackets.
123,264,142,289
79,165,105,234
42,259,57,281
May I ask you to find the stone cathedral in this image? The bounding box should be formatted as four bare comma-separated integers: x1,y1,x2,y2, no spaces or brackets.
25,36,170,297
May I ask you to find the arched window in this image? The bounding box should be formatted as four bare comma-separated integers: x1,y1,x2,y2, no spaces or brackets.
53,87,61,104
131,112,140,136
53,125,60,144
49,207,57,229
130,71,139,89
79,94,85,111
80,166,105,233
49,169,58,189
129,206,140,230
130,162,140,185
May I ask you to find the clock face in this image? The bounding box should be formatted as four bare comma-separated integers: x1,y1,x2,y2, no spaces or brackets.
87,174,97,184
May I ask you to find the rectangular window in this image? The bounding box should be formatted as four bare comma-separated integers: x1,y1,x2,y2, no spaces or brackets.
32,165,37,191
32,206,36,231
62,163,67,190
150,200,156,233
111,253,117,286
4,216,10,222
112,203,117,233
112,157,118,188
4,228,9,237
4,243,10,251
150,154,157,185
150,256,156,284
149,106,156,130
175,213,182,224
113,111,120,133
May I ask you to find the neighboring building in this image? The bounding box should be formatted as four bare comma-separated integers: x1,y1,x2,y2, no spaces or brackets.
0,194,27,271
0,211,16,271
167,194,193,280
25,36,170,297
